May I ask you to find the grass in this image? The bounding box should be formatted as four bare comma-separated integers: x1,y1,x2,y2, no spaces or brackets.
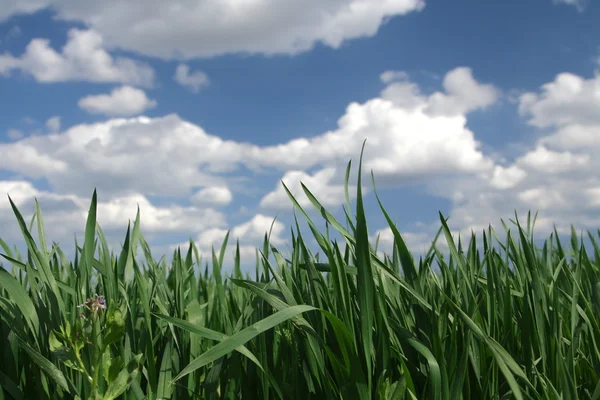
1,147,599,399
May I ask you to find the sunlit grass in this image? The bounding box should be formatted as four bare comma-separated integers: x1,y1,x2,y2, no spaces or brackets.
1,145,599,399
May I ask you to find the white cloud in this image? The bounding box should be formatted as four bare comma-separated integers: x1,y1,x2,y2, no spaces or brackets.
191,186,233,207
0,179,229,250
489,165,526,190
230,214,286,245
257,67,499,208
260,168,355,211
0,180,228,233
0,1,50,21
95,194,227,232
0,67,499,215
1,180,294,270
174,64,209,93
380,70,409,84
586,188,600,208
0,141,68,177
425,67,501,116
379,67,501,117
169,214,287,267
0,0,425,59
0,180,40,209
45,116,61,132
432,71,600,238
4,65,597,267
518,187,569,210
519,72,600,129
0,28,155,86
0,114,243,198
517,146,590,173
78,86,157,116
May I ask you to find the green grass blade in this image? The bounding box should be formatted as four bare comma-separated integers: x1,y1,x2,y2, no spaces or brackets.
172,305,317,382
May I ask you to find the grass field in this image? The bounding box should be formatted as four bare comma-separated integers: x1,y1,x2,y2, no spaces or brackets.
1,150,599,399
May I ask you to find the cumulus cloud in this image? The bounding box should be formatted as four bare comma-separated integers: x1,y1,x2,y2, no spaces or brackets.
0,180,287,270
0,0,425,59
0,28,155,86
519,72,600,129
517,146,590,173
169,214,287,267
488,165,527,190
3,65,597,266
0,66,499,213
431,71,600,238
256,67,499,208
174,64,209,93
260,168,355,210
191,186,233,207
0,179,229,252
425,67,501,116
0,141,68,177
1,180,227,231
45,116,61,132
78,86,157,116
95,194,227,232
0,115,240,198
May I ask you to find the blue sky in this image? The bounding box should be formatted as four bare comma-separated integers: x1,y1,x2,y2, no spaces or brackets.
1,0,599,267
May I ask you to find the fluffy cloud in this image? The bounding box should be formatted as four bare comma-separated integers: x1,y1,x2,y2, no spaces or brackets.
0,0,425,59
432,71,600,238
0,141,68,177
0,180,229,247
0,28,155,86
169,214,287,267
425,67,500,116
4,65,598,266
260,168,355,210
489,165,527,190
1,180,227,231
517,146,590,174
519,72,599,129
257,67,499,208
174,64,209,93
96,194,227,232
0,115,240,198
191,186,233,207
78,86,157,116
0,1,50,21
378,68,501,118
45,116,61,132
0,67,499,215
0,180,286,271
